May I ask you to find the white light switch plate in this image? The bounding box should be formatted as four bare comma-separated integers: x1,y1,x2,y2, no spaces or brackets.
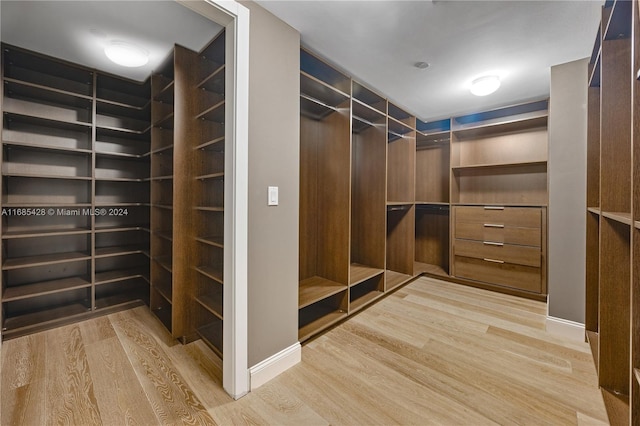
268,186,278,206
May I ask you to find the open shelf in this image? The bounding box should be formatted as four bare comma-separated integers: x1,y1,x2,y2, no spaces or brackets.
385,270,412,291
349,264,383,286
2,301,90,337
196,321,223,358
602,211,632,226
195,265,223,284
299,291,348,343
95,268,148,285
588,207,602,215
195,294,223,320
3,251,90,270
2,276,91,302
299,276,346,309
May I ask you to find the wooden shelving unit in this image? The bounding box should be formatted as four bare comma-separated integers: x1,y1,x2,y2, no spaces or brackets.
1,43,150,339
585,1,636,422
299,48,350,341
298,48,551,342
192,30,226,356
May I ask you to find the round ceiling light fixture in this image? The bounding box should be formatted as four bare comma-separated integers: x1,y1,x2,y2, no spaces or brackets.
104,40,149,68
470,75,501,96
414,61,430,70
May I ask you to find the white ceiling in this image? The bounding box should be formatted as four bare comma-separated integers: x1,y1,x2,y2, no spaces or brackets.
0,1,223,82
257,0,603,121
0,1,603,120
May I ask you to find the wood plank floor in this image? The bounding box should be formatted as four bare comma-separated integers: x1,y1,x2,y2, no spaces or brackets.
1,277,609,425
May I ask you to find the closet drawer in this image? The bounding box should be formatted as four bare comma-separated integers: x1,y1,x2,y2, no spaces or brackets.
455,222,541,247
454,239,540,267
454,256,542,293
455,206,541,228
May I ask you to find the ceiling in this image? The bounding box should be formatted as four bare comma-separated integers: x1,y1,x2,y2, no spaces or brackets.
0,1,603,121
0,1,223,82
257,0,603,121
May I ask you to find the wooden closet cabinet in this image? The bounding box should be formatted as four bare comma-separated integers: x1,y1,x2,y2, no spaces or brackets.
453,206,546,294
298,47,550,342
0,29,227,352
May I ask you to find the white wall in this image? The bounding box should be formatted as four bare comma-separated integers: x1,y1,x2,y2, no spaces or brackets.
548,58,589,325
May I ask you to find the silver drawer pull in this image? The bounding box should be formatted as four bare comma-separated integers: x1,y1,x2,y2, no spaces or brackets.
483,241,504,246
484,223,504,228
483,258,505,264
484,206,505,210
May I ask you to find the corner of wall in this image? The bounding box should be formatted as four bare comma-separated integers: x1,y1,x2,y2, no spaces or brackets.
249,342,301,390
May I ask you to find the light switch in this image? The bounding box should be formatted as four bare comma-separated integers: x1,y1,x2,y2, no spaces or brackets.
268,186,278,206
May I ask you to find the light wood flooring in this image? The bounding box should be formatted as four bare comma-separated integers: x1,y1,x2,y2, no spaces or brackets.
2,277,609,425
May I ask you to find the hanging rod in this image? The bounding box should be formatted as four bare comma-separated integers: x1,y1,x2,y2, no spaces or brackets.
352,114,383,128
300,94,339,112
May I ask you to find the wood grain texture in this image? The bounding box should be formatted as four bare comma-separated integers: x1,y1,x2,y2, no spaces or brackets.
415,141,450,203
586,86,601,208
415,207,450,273
3,280,609,425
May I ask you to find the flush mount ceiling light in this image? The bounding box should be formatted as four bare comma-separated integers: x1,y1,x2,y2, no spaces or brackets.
104,41,149,68
470,75,501,96
414,61,430,70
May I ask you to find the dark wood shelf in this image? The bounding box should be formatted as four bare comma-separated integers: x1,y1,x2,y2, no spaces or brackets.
153,277,172,304
2,302,90,335
195,294,223,320
153,230,173,242
3,140,92,155
195,265,223,284
197,64,225,92
3,251,91,270
299,307,347,343
95,268,148,285
196,322,223,358
95,245,147,258
195,100,225,123
2,172,91,181
452,160,547,171
195,172,224,181
2,276,91,302
194,206,224,212
154,256,173,273
95,150,147,159
2,227,92,239
194,136,224,151
195,235,223,248
94,225,148,233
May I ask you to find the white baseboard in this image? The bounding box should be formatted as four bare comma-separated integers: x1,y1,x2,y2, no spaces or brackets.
249,342,301,391
545,316,585,342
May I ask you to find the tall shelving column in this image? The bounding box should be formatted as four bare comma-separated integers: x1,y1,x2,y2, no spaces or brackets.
94,73,151,310
385,102,416,291
298,49,351,342
632,0,640,422
150,45,201,342
1,45,94,337
585,19,602,364
415,118,451,277
450,101,548,296
349,82,386,313
598,0,632,403
150,50,176,333
192,30,226,357
0,44,152,340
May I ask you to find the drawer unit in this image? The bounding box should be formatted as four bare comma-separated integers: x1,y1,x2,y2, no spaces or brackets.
454,239,540,267
455,206,541,228
454,221,541,247
454,256,542,293
453,205,546,294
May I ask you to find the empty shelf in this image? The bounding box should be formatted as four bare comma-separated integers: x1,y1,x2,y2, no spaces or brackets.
195,265,223,284
299,276,346,309
3,251,91,270
349,264,384,286
601,211,632,226
3,276,91,302
385,270,412,291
